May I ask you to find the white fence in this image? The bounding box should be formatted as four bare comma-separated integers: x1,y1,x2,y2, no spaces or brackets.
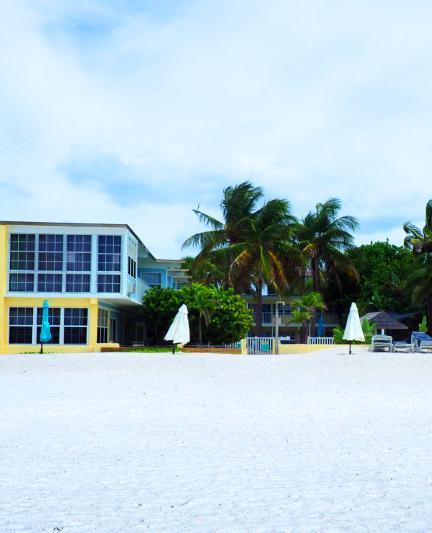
247,337,274,355
307,336,334,345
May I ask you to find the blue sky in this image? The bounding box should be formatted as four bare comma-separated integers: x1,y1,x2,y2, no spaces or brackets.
1,0,431,257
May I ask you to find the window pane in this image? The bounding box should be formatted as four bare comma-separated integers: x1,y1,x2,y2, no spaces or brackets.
64,308,88,326
97,308,108,343
9,307,34,344
36,326,60,344
142,272,162,287
64,327,87,344
38,235,63,271
66,274,90,292
97,274,121,293
37,274,62,292
9,234,35,270
36,308,61,326
9,327,33,344
98,235,121,271
9,273,34,291
9,307,34,325
66,235,91,271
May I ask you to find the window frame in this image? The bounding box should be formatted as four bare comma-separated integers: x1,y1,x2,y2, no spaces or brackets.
97,235,122,294
8,307,89,345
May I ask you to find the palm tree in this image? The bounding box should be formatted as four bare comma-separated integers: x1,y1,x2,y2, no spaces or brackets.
289,291,326,342
228,198,297,333
182,182,263,289
403,200,432,333
181,256,225,286
296,198,358,292
183,183,298,334
183,181,263,257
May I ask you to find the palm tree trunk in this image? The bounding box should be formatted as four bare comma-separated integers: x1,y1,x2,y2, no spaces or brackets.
312,257,320,292
310,307,316,338
256,278,263,336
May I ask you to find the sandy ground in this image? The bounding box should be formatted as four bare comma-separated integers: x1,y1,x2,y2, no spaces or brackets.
1,347,432,532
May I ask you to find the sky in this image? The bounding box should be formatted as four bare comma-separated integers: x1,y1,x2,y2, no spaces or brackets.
1,0,431,257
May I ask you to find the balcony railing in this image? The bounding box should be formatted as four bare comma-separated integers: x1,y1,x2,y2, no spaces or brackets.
127,276,150,301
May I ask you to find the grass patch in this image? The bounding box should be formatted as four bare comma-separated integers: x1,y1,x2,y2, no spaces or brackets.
119,346,178,353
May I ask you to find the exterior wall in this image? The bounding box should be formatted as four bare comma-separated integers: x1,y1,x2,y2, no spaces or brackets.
0,222,190,354
0,223,145,353
138,267,168,288
4,223,147,303
0,296,98,354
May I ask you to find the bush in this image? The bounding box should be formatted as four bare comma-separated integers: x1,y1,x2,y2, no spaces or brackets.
332,319,375,344
143,283,253,344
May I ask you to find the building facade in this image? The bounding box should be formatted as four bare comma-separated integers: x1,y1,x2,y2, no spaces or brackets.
243,294,340,339
0,222,188,354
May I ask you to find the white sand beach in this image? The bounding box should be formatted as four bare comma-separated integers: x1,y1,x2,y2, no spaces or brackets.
2,347,432,532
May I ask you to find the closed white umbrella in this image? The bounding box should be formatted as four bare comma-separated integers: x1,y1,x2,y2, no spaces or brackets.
164,304,190,353
343,302,365,354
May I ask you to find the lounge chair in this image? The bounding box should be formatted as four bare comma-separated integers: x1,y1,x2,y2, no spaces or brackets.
391,340,414,353
411,332,432,352
371,334,393,352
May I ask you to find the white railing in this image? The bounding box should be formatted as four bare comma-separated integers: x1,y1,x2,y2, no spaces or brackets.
247,336,274,355
223,342,242,349
307,336,334,345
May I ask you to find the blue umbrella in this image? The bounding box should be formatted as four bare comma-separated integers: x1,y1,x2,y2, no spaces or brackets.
317,313,325,337
40,299,52,354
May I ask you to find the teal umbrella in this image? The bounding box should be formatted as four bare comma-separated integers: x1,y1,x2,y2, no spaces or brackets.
40,299,52,354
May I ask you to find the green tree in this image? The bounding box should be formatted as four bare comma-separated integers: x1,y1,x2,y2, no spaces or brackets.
183,182,298,334
182,182,264,288
229,198,297,334
404,200,432,333
418,316,428,333
296,198,358,292
142,283,253,345
181,284,217,344
333,319,375,344
289,291,326,342
324,241,420,321
181,256,225,286
141,287,183,341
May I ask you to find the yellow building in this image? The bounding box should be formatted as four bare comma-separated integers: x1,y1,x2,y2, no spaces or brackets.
0,222,188,354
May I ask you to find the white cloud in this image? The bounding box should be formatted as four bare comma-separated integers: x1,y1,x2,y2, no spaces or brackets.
0,0,431,256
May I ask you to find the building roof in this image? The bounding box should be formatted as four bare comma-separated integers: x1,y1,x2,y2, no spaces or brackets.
361,311,408,330
0,220,156,260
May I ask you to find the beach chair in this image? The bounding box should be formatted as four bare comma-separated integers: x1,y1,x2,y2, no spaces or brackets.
371,334,393,352
391,340,414,353
411,332,432,353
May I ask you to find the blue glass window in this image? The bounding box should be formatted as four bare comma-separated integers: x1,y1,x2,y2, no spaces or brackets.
9,307,34,344
98,235,121,272
142,272,162,287
9,273,34,291
38,235,63,271
67,235,91,271
97,274,121,293
64,308,88,344
37,273,62,292
9,234,35,270
66,274,90,292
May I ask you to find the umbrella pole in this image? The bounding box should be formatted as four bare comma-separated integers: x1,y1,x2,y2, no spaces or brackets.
172,344,176,354
349,341,352,355
40,342,43,355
